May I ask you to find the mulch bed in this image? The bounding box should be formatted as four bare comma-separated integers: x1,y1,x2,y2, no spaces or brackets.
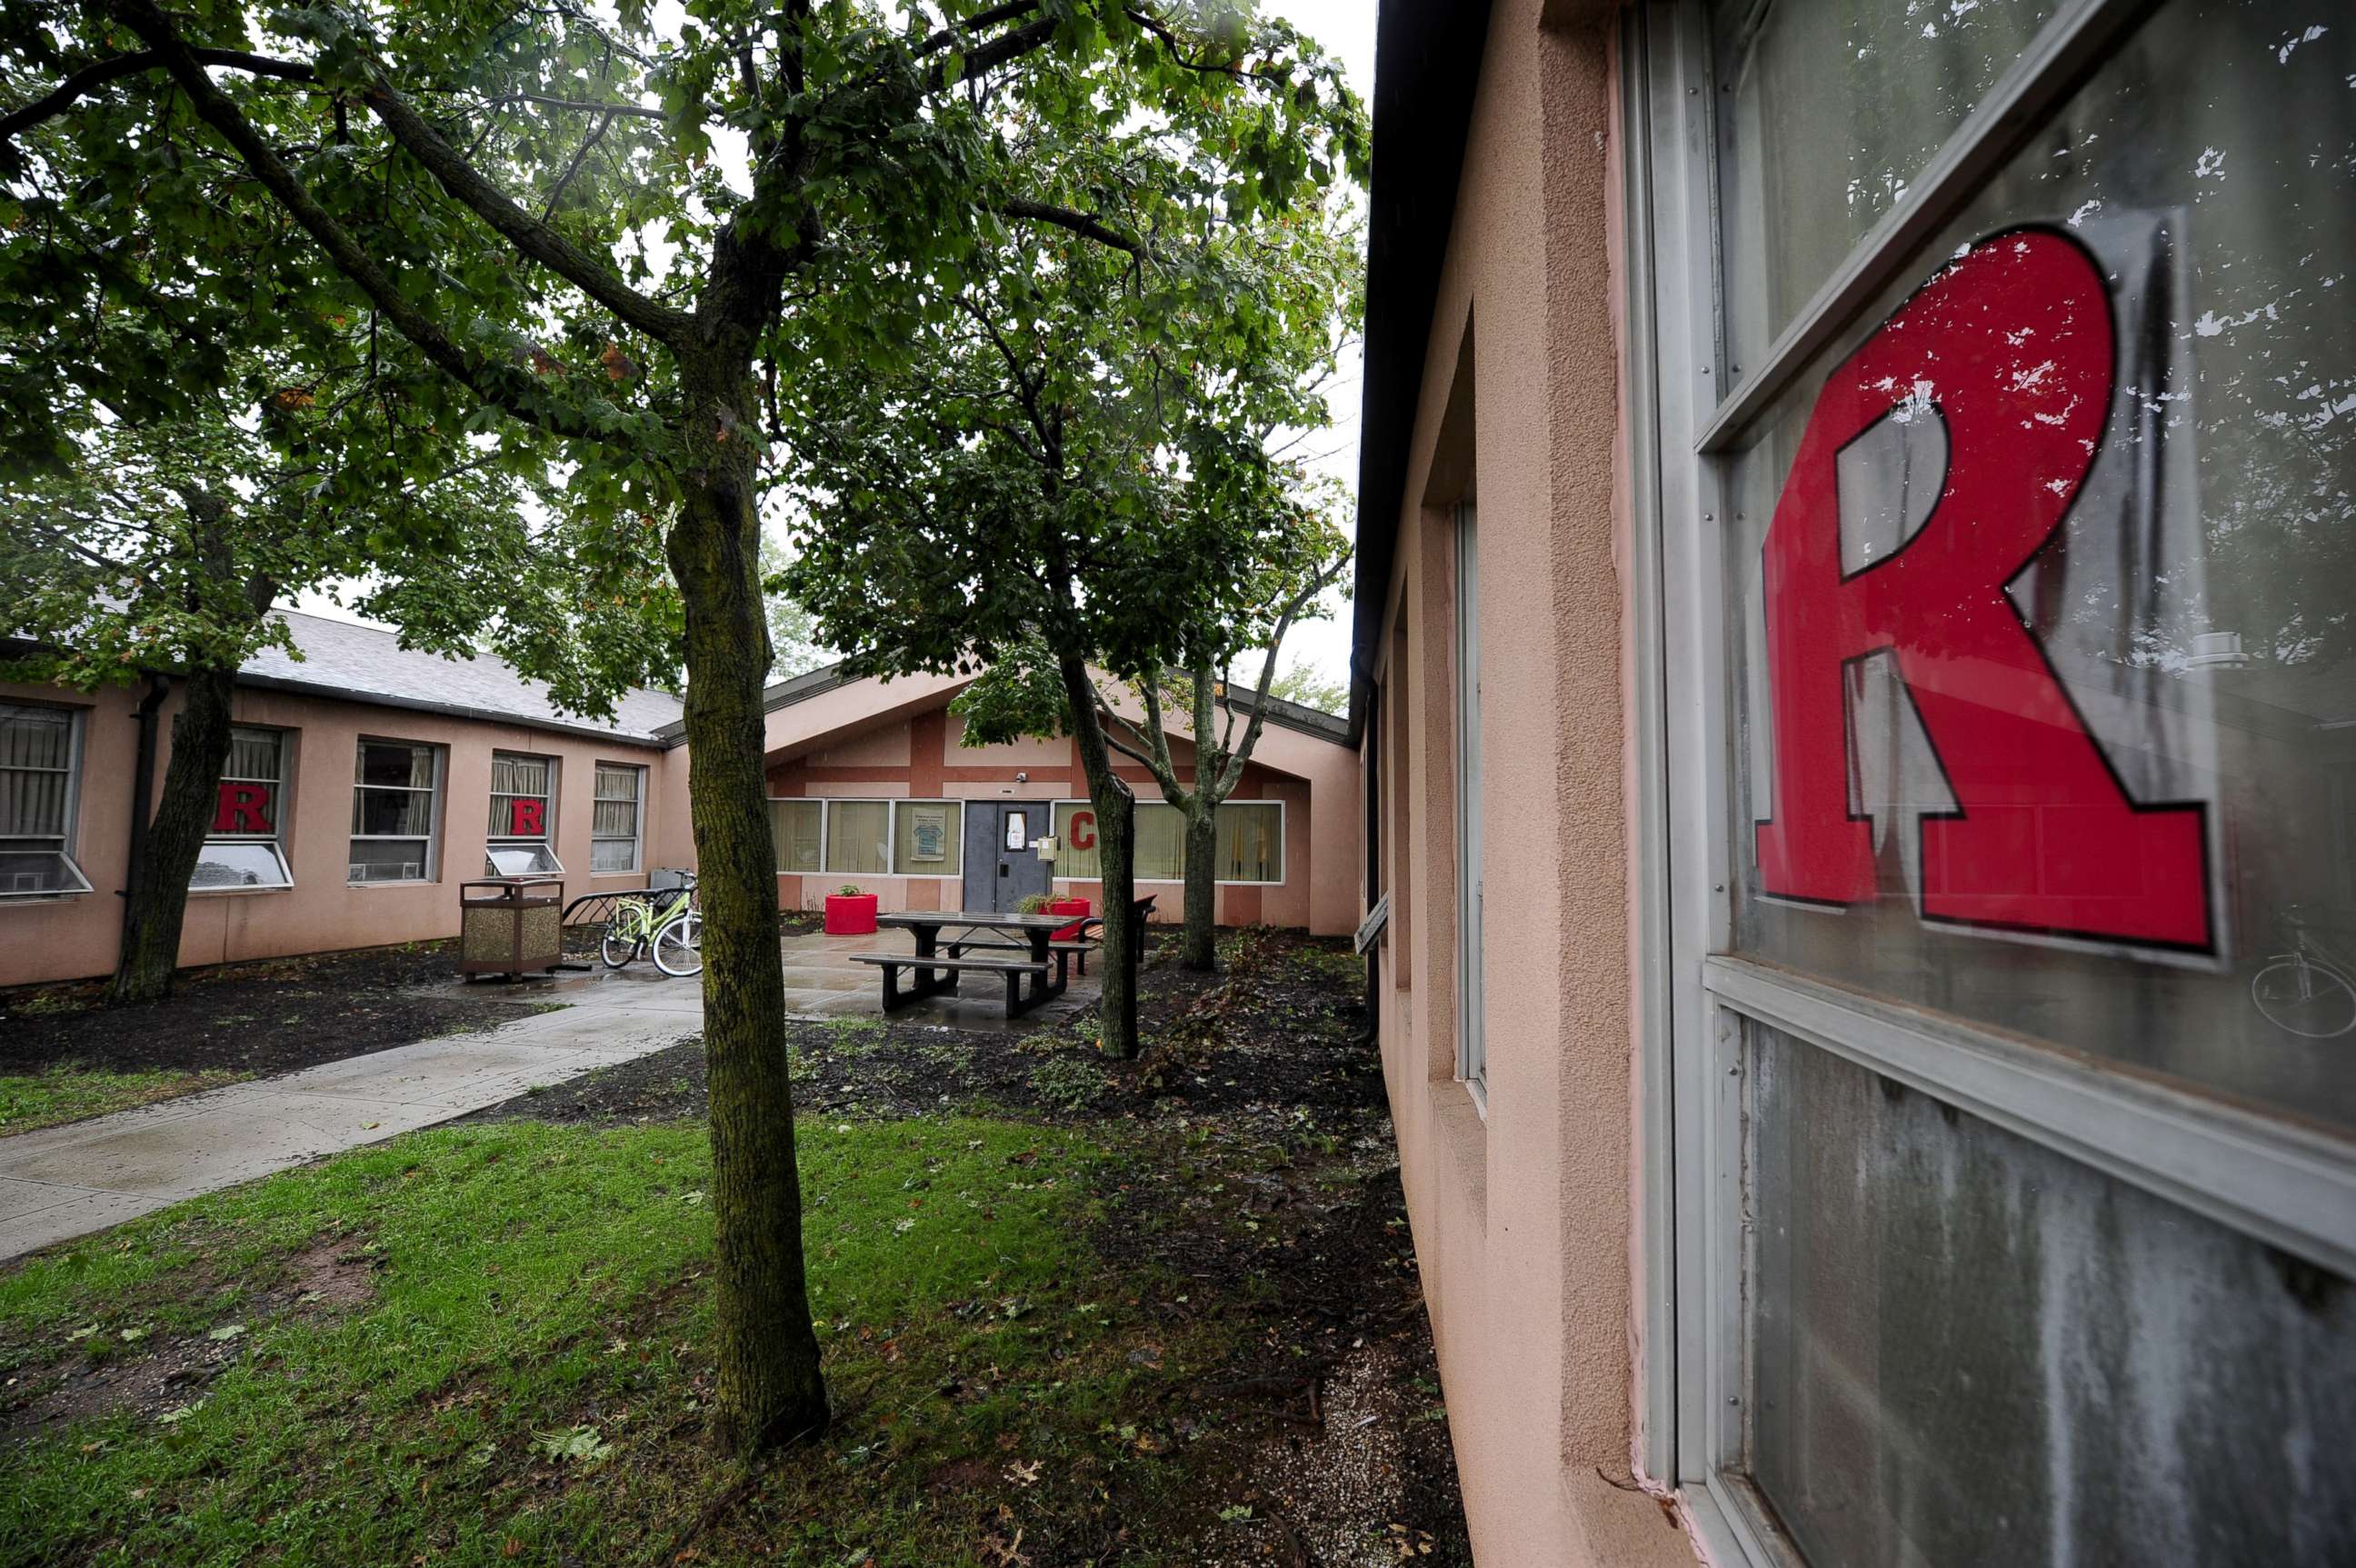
468,926,1472,1566
0,942,553,1082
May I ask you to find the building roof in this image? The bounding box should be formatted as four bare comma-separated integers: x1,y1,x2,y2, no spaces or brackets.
658,659,1353,748
238,611,684,745
1349,0,1496,744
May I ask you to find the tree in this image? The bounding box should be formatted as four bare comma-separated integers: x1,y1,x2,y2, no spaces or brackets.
3,0,1359,1448
0,372,660,1004
759,531,833,681
782,96,1363,1037
1251,654,1348,715
1102,499,1347,971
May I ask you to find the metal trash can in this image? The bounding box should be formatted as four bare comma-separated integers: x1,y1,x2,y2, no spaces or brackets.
459,877,564,978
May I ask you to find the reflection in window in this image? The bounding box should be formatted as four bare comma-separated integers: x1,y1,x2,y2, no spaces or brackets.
1720,1,2356,1133
1748,1023,2356,1564
351,740,440,883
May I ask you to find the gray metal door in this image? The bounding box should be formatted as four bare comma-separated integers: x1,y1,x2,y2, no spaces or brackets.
961,803,1050,912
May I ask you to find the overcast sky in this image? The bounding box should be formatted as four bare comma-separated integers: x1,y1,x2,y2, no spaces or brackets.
297,2,1376,699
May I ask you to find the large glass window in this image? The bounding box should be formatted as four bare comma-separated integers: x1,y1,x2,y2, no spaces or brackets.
770,798,822,874
1052,800,1283,883
1747,1023,2355,1566
1712,0,2055,379
1718,0,2356,1133
591,764,644,874
193,725,293,891
485,752,561,876
0,703,90,896
1455,503,1485,1093
1640,2,2356,1560
350,740,441,884
893,800,963,877
822,799,890,877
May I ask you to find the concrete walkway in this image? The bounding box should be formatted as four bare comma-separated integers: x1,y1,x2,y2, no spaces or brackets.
0,974,704,1263
0,924,1100,1263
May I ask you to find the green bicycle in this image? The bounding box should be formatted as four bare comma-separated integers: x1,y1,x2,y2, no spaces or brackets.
602,873,703,977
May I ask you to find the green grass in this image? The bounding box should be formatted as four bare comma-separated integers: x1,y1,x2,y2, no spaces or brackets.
0,1069,245,1139
0,1116,1235,1567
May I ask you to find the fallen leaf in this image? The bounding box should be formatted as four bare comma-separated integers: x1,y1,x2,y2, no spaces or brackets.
207,1323,246,1343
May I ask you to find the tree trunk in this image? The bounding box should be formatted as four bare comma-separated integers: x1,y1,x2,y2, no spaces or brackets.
1060,656,1140,1058
1181,803,1217,972
666,354,828,1452
109,666,236,1005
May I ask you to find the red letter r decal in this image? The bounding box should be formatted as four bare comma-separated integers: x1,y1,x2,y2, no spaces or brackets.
1754,228,2212,952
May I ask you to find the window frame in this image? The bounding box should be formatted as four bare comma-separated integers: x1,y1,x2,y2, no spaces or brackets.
348,737,444,886
590,762,645,875
1629,1,2356,1559
1453,501,1485,1104
484,749,563,878
1049,798,1289,885
0,700,93,900
192,724,294,894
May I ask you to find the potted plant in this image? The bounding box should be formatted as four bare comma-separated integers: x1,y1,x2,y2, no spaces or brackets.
824,883,878,936
1043,893,1092,941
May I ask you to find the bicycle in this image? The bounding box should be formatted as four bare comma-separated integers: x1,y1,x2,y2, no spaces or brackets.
2251,905,2356,1040
602,873,704,978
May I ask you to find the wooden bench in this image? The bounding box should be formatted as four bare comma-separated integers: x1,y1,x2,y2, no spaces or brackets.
848,952,1055,1017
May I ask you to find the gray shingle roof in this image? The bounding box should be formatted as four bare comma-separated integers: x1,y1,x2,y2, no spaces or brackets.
241,611,684,744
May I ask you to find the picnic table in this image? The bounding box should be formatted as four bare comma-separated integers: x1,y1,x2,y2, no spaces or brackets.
850,897,1155,1019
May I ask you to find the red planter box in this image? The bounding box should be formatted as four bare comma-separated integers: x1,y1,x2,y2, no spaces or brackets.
1045,896,1092,942
824,893,879,936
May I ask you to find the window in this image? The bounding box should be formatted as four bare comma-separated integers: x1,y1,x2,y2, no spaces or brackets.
0,703,91,897
485,752,561,876
822,799,890,876
1637,2,2356,1560
591,764,644,874
893,800,963,877
192,725,293,891
770,798,822,874
1051,800,1283,883
350,740,441,883
1454,503,1484,1094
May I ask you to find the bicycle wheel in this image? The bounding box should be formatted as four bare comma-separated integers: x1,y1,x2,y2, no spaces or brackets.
601,924,641,969
653,911,704,978
2251,957,2356,1039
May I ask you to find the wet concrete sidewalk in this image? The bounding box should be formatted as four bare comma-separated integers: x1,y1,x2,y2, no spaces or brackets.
0,971,704,1263
0,924,1099,1263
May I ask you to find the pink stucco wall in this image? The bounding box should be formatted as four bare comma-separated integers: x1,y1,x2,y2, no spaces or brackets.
1362,5,1699,1563
0,678,679,989
760,676,1359,936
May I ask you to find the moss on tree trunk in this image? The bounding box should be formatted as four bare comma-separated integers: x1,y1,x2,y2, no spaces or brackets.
667,363,828,1450
1060,656,1141,1059
109,665,235,1006
1180,804,1217,972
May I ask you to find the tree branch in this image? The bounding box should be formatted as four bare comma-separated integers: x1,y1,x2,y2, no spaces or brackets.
358,77,693,346
105,0,614,444
998,198,1145,258
922,14,1057,92
0,45,315,149
915,1,1037,56
1216,558,1341,798
482,91,666,122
